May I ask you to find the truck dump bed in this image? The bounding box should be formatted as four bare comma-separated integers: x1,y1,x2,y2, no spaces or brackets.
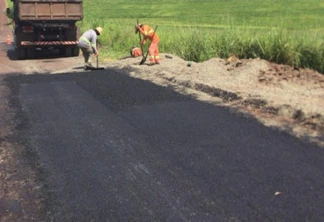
17,0,83,21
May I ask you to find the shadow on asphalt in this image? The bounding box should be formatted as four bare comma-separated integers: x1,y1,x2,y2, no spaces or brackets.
3,67,323,146
3,68,195,112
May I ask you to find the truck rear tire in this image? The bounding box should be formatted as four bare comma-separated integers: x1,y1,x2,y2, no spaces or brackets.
72,46,80,57
16,47,26,60
59,47,72,57
26,48,35,59
65,48,72,57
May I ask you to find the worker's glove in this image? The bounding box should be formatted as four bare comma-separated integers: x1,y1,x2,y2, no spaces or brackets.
95,52,99,57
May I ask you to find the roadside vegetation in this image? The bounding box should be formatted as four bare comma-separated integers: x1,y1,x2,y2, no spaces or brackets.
79,0,324,73
6,0,324,73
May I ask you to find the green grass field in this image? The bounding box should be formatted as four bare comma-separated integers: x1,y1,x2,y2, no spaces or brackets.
82,0,324,29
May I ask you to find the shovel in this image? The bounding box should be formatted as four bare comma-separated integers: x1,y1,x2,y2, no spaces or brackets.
139,25,158,65
95,55,104,70
137,19,145,60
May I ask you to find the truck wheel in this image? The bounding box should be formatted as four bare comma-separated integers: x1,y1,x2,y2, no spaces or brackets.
65,48,72,57
26,48,35,59
16,47,26,60
72,46,80,57
58,47,65,56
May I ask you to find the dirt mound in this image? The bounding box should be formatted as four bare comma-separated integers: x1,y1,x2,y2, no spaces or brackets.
104,53,324,147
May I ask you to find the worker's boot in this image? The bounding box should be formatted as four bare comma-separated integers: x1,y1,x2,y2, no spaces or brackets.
148,59,155,66
84,62,94,70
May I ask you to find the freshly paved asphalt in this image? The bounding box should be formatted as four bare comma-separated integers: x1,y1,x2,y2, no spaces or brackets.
8,69,324,221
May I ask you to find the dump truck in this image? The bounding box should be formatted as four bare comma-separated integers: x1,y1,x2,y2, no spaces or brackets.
9,0,83,59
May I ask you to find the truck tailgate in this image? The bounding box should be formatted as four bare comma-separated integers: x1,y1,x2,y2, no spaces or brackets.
18,0,83,20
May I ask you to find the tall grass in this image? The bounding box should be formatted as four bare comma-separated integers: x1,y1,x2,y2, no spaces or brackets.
87,21,324,73
168,26,324,71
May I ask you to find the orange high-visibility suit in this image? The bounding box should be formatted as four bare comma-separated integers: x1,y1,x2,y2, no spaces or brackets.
137,24,160,64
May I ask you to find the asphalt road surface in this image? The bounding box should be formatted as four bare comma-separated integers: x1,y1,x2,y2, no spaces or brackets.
3,69,323,221
1,1,324,220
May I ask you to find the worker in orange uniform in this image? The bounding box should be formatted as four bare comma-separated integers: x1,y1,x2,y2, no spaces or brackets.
135,24,160,65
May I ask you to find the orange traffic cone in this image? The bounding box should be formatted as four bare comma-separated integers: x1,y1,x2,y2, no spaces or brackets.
7,35,11,45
